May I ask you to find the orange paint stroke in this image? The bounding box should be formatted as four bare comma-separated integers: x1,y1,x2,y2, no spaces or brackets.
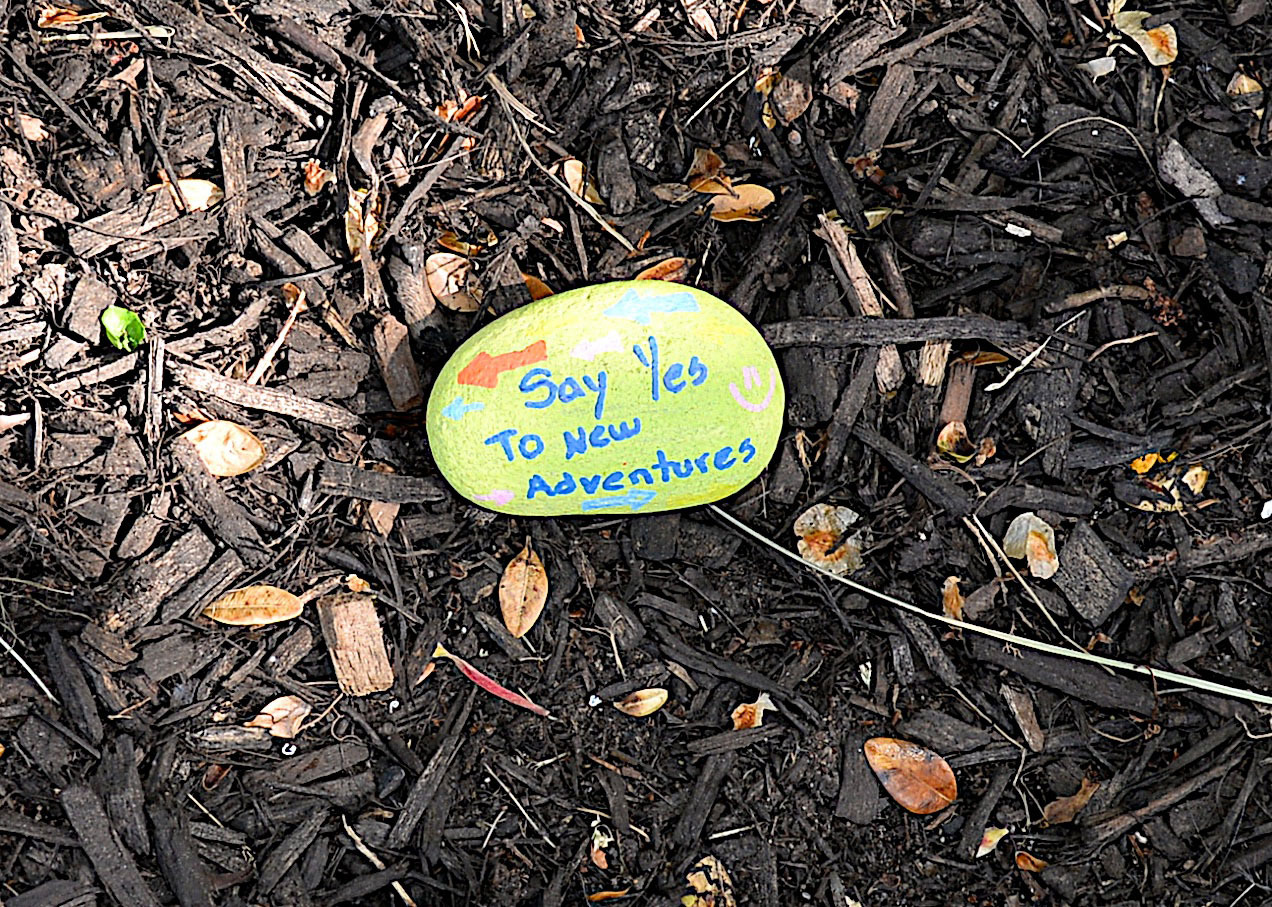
457,340,547,388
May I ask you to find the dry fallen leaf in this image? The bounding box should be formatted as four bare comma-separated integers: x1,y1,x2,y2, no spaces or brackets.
686,148,731,194
942,576,964,621
731,692,776,730
587,890,631,903
1077,56,1119,82
1015,850,1049,872
522,272,555,300
1002,512,1059,580
794,503,865,575
345,187,380,261
1109,0,1177,66
614,687,668,717
18,113,48,142
1182,464,1209,495
433,643,549,716
1043,776,1099,824
245,695,312,738
203,585,303,626
302,159,335,195
976,826,1009,858
863,737,958,815
707,184,776,222
499,540,548,638
1227,72,1263,96
1130,451,1161,474
682,855,735,907
150,178,223,212
425,252,481,312
439,228,496,257
178,420,265,477
590,825,612,869
345,574,371,593
681,0,718,39
552,157,603,204
37,6,109,28
937,420,977,463
635,256,692,282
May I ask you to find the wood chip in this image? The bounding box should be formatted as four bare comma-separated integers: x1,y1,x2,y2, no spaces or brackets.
169,362,359,430
316,593,394,695
371,314,423,410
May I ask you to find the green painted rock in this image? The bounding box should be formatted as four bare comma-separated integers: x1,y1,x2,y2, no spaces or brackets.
426,280,784,516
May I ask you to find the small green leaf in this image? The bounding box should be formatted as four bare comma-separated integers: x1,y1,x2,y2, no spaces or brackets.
101,305,146,352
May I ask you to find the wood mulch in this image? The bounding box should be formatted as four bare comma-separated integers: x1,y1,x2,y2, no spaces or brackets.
3,0,1272,904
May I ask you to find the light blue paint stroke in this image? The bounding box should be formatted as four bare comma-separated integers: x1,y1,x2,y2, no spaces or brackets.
442,396,485,421
579,489,657,512
602,289,698,325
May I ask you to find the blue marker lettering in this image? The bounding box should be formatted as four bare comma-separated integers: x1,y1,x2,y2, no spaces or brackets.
653,449,675,483
632,336,660,401
580,474,603,494
693,452,710,474
563,427,588,460
739,437,757,463
485,428,517,462
527,475,553,499
557,376,585,404
628,468,655,486
713,446,736,471
608,418,641,442
588,425,611,450
518,434,545,459
663,362,685,394
688,357,708,385
593,371,607,419
554,473,577,496
602,471,625,491
520,368,555,408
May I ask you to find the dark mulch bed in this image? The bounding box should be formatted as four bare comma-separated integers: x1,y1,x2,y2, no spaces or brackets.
4,0,1272,904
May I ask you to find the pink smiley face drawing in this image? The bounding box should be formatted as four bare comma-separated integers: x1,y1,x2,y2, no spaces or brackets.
728,366,777,412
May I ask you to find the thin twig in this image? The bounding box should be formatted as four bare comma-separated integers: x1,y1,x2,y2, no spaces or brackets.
966,514,1089,657
709,505,1272,707
493,86,636,252
0,634,57,702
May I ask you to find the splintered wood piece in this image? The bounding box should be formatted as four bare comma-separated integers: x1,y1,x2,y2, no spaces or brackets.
371,314,423,410
820,217,905,394
316,593,394,695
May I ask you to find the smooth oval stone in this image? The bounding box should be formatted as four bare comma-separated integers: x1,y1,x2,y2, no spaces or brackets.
426,280,784,516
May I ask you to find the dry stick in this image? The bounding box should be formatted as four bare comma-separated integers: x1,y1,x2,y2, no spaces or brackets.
709,505,1272,708
0,634,57,702
965,514,1090,658
342,816,417,907
492,80,636,253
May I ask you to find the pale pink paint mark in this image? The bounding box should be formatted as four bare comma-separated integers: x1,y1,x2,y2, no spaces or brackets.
570,331,623,362
475,489,515,507
729,366,777,412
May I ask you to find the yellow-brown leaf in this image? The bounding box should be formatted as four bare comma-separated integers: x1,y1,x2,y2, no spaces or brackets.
499,541,548,638
864,737,958,815
614,687,668,717
202,585,302,626
635,256,692,282
1015,850,1049,872
178,420,265,477
707,184,776,222
425,252,481,312
1042,777,1098,824
522,272,555,300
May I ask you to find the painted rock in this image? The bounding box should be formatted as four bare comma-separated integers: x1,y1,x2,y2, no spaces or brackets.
426,280,784,516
